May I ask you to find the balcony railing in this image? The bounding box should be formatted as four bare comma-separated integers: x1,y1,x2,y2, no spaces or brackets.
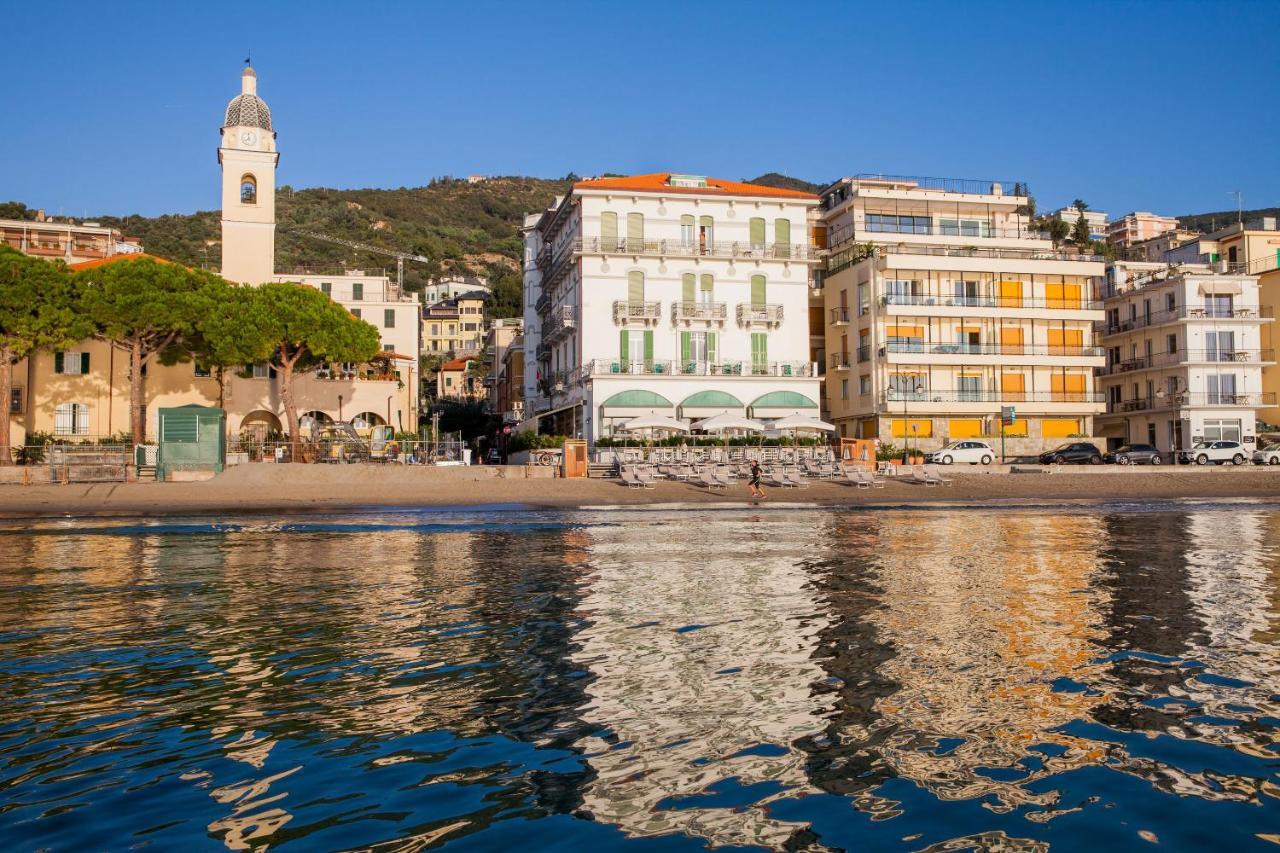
829,352,850,370
583,359,816,378
884,341,1105,358
884,389,1105,404
877,243,1103,264
736,303,784,327
1098,304,1274,334
830,307,850,324
1098,349,1275,376
882,293,1104,311
543,305,576,341
672,301,727,324
580,236,815,261
857,345,871,363
1115,392,1277,410
613,300,662,324
534,291,551,314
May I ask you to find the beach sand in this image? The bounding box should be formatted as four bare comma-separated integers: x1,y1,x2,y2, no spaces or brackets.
0,464,1278,517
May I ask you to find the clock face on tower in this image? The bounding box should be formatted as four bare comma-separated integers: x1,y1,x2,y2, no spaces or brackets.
240,130,258,146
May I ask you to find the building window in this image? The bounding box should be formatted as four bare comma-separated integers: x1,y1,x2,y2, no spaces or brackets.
939,218,992,238
867,213,931,235
55,402,90,435
351,308,361,319
352,282,364,301
250,363,273,379
1167,334,1178,354
383,344,394,352
55,351,89,375
859,375,871,396
384,309,395,328
194,362,211,378
240,174,257,204
320,282,332,296
841,379,849,400
431,324,439,335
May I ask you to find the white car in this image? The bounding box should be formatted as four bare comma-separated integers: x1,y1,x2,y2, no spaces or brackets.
1253,446,1280,465
926,440,996,465
1178,440,1248,466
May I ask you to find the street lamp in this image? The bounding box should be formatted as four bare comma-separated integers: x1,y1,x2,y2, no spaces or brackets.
901,382,924,464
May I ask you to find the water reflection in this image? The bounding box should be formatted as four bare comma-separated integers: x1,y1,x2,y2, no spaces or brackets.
0,505,1277,850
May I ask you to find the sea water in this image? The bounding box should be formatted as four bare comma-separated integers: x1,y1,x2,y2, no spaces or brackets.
0,503,1278,850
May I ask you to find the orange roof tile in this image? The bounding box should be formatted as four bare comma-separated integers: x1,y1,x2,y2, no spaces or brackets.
440,357,474,370
69,252,172,270
573,173,816,201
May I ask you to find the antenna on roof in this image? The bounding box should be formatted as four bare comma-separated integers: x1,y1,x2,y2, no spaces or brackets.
245,52,252,67
1229,190,1243,226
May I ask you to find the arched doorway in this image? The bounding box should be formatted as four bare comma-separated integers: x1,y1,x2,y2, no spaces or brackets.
351,411,387,430
299,410,334,437
239,410,283,443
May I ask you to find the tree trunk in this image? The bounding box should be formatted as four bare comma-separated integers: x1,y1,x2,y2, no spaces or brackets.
279,358,301,463
215,365,225,410
0,353,12,466
130,341,145,445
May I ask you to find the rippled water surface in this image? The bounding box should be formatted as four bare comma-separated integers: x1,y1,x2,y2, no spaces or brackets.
2,504,1280,851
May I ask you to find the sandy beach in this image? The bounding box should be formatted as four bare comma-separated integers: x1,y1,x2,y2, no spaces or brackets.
0,464,1277,517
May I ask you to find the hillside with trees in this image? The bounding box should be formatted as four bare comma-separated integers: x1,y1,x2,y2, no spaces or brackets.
1176,207,1280,234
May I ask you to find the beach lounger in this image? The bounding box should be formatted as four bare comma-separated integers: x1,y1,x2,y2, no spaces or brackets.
637,468,658,487
856,469,885,488
620,468,646,489
842,468,870,489
764,470,792,488
696,469,726,490
712,467,732,487
923,465,953,486
783,470,809,489
910,467,938,487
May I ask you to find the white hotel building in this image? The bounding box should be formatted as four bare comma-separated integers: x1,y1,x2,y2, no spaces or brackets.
520,173,821,444
1095,261,1274,452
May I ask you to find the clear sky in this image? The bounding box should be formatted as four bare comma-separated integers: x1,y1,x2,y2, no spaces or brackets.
3,0,1276,219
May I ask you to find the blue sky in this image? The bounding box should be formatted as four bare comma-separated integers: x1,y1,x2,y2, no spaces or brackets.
3,0,1276,219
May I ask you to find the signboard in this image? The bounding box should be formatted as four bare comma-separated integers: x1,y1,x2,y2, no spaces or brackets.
1000,406,1016,425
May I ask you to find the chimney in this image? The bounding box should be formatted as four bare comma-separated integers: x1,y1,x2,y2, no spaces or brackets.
35,209,46,222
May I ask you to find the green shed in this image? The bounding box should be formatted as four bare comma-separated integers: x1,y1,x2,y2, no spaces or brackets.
156,405,226,480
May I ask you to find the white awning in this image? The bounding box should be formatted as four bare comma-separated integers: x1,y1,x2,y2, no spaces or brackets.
1198,280,1243,296
621,415,689,433
772,415,837,432
691,414,765,433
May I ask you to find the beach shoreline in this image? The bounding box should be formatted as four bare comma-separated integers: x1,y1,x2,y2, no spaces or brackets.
0,464,1277,519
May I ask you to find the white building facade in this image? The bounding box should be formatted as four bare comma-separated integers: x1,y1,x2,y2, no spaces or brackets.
1096,261,1274,452
521,173,821,444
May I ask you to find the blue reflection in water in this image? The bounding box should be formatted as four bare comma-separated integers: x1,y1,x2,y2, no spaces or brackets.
0,506,1277,851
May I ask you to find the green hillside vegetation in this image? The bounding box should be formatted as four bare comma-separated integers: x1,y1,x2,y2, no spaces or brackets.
1176,207,1280,234
747,173,826,194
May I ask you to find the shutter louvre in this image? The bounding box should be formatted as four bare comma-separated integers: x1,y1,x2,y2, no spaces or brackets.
55,352,64,373
626,213,644,250
619,330,629,365
682,273,695,303
643,331,653,364
601,211,617,247
81,352,90,373
750,275,766,307
680,331,690,365
749,218,765,246
628,270,644,303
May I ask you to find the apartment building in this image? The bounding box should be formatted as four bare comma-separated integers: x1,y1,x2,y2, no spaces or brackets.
497,335,525,424
276,270,420,362
1050,206,1109,240
421,292,487,355
0,216,141,265
436,357,482,401
422,274,491,305
1107,211,1180,248
1096,261,1273,451
481,318,523,412
521,173,821,443
1126,229,1199,262
819,175,1106,450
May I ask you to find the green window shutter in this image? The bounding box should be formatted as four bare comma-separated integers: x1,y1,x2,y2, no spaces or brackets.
749,217,765,245
643,331,653,363
750,275,766,307
626,213,644,249
700,274,713,295
774,218,790,244
680,214,694,227
699,215,714,228
682,273,695,303
54,352,64,373
601,211,618,246
752,332,767,368
619,329,629,363
628,270,644,302
708,332,718,364
680,331,691,364
81,352,90,373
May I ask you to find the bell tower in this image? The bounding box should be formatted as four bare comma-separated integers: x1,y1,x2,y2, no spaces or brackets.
218,65,278,284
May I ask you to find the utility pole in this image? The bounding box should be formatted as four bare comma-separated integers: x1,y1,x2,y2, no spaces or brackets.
1230,191,1244,227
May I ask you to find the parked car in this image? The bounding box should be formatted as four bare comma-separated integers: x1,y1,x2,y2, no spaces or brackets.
1104,443,1163,465
926,440,996,465
1177,440,1247,466
1039,442,1103,465
1253,446,1280,465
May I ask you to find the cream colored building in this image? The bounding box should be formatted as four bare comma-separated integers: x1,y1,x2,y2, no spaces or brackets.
7,65,418,445
819,174,1105,450
421,292,487,355
1107,211,1180,248
1,216,141,264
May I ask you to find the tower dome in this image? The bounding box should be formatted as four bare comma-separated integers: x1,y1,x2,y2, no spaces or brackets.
223,66,273,132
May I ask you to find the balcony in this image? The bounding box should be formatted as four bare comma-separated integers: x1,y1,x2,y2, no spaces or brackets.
613,300,662,325
543,305,576,342
534,291,551,314
672,301,727,325
884,341,1104,358
878,243,1103,264
857,345,871,363
884,389,1105,405
882,293,1104,312
1113,392,1277,412
736,303,784,327
579,236,816,262
830,307,850,325
583,359,816,378
1097,349,1276,376
1098,305,1273,334
829,351,850,371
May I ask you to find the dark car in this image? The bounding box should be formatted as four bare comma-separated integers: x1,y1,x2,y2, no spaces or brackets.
1104,443,1163,465
1039,442,1103,465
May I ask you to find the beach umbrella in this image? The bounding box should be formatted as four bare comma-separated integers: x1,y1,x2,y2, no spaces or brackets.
621,415,690,432
690,413,765,433
772,414,836,432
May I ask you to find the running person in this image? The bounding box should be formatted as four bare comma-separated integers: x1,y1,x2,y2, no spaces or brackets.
748,460,766,499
